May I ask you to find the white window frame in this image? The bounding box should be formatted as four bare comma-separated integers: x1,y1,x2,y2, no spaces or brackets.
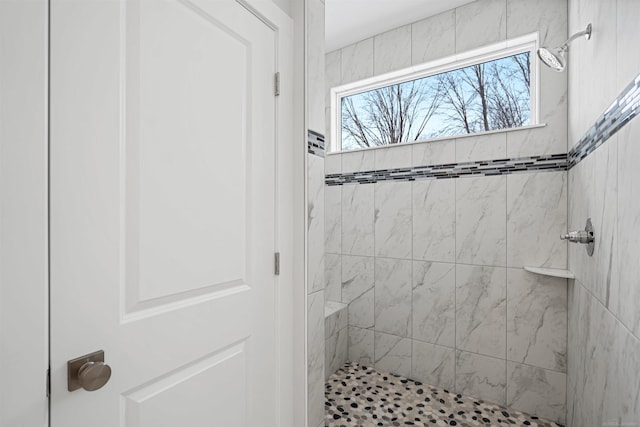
330,32,540,153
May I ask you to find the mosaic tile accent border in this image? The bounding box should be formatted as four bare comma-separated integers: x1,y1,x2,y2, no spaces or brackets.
568,73,640,169
325,153,567,186
308,129,325,157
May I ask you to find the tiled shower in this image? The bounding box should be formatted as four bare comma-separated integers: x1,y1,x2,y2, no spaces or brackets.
306,0,640,426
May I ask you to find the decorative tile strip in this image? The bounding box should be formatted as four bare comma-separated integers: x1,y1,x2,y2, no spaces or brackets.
307,129,325,157
325,153,567,186
568,72,640,169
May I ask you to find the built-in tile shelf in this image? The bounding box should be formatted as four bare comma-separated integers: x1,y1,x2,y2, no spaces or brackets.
523,267,575,279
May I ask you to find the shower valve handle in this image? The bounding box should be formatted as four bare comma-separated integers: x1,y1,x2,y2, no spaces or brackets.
560,230,593,244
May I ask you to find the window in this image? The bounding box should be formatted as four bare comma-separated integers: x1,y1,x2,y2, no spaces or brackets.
331,34,539,152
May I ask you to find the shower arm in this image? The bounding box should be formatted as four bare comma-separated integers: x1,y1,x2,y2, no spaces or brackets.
559,24,592,51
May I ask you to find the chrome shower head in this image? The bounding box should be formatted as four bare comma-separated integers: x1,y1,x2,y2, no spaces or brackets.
537,23,592,72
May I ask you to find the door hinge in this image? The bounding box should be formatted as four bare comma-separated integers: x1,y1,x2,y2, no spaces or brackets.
274,252,280,275
46,368,50,397
274,72,280,96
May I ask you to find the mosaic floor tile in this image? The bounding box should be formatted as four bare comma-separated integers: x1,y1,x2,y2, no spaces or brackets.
325,362,563,427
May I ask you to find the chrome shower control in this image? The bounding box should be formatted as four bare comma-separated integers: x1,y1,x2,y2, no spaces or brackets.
560,218,594,256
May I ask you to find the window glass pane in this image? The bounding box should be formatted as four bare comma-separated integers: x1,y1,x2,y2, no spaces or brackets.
340,52,531,151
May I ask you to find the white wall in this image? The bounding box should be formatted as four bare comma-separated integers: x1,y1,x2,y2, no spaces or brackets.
0,1,49,426
323,0,570,423
566,0,640,426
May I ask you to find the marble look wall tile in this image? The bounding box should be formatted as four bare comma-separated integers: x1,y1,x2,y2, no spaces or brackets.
600,318,640,427
325,301,348,339
507,269,567,372
325,50,342,113
456,265,506,359
506,171,567,269
455,351,507,405
614,120,640,336
307,154,325,294
411,341,456,390
456,176,507,266
374,145,412,170
455,0,506,53
566,280,591,392
341,38,374,84
572,0,618,137
375,258,412,337
306,0,325,134
412,261,455,347
617,0,640,92
325,327,348,380
411,10,456,65
374,25,411,75
375,182,412,259
349,326,374,366
506,0,567,47
568,140,617,308
341,149,375,173
324,185,341,254
413,179,455,263
341,255,374,303
455,132,507,163
411,139,456,167
324,153,341,175
374,332,412,379
342,183,374,256
348,288,375,329
506,362,567,424
307,290,325,427
324,253,341,302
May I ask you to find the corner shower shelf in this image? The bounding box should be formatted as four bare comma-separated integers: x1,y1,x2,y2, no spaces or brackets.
523,266,576,279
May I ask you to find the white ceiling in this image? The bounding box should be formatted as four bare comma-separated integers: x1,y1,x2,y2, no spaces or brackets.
325,0,476,52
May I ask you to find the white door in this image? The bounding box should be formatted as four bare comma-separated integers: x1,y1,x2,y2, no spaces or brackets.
50,1,280,426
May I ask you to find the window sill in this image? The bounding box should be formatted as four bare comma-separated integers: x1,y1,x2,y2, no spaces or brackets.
327,123,547,155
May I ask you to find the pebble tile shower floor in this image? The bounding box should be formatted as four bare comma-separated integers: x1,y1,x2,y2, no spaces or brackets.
325,362,563,427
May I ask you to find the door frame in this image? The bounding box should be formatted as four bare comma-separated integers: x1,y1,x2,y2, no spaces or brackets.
0,1,305,426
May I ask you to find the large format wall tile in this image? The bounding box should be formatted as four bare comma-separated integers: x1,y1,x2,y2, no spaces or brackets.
456,176,507,266
507,269,567,372
341,255,374,303
375,258,412,337
307,290,325,427
411,139,455,167
568,140,618,308
374,25,411,75
411,341,455,390
456,265,506,359
308,154,325,294
507,171,567,269
412,261,455,347
325,185,341,254
325,50,341,113
374,332,412,378
374,145,412,170
348,326,374,367
340,38,374,84
614,120,640,336
325,327,348,380
341,149,375,173
456,351,507,405
411,10,456,65
324,253,341,302
455,0,506,53
375,182,412,259
347,288,374,329
455,133,506,163
413,180,455,263
342,183,374,256
506,362,566,424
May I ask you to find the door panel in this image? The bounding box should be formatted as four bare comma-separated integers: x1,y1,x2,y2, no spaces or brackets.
50,1,277,426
